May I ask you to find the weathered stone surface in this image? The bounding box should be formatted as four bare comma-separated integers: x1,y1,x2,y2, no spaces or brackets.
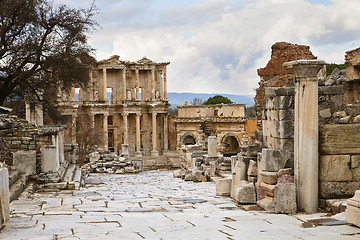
318,85,344,95
215,178,232,196
320,124,360,154
260,171,278,185
339,116,350,124
208,136,217,157
274,183,296,214
262,149,293,172
247,160,257,177
351,155,360,181
319,108,331,119
278,168,294,177
320,182,360,199
193,170,203,182
319,155,352,182
346,190,360,227
12,150,36,175
260,182,276,197
277,174,294,183
257,196,275,212
353,115,360,123
333,111,347,118
255,178,266,201
234,180,256,203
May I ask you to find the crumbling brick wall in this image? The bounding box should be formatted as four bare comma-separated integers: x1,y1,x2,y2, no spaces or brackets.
255,42,316,128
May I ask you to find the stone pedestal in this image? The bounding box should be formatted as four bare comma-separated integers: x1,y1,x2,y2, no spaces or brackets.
283,60,325,213
208,136,218,157
151,150,159,157
121,144,130,159
216,178,232,196
346,190,360,227
41,145,60,173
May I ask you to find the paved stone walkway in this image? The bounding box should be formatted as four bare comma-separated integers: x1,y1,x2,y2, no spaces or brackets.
0,171,359,240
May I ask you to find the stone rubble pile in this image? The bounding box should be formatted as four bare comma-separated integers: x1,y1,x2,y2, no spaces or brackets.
84,146,142,174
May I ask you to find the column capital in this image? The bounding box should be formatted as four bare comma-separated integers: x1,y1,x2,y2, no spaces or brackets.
283,60,326,80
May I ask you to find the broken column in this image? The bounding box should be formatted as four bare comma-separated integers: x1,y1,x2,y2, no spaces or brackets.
283,59,325,213
208,136,217,157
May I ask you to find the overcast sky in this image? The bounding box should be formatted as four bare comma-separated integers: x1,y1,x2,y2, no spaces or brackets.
55,0,360,96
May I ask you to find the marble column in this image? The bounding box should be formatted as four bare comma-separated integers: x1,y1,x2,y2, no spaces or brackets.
123,113,128,145
163,69,167,100
164,113,168,150
102,68,107,101
151,112,158,156
135,68,140,100
151,69,156,100
71,114,77,143
283,59,325,213
122,67,127,101
103,114,108,150
136,113,141,153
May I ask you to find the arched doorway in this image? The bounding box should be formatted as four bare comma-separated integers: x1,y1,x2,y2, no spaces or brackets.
221,133,240,156
181,133,196,145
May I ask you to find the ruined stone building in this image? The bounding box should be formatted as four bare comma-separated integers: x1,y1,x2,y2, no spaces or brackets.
57,56,171,160
255,42,316,128
175,104,257,156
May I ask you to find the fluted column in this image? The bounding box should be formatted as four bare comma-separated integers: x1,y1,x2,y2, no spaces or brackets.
123,113,128,145
122,67,127,101
164,113,168,150
135,68,140,100
136,113,141,152
151,69,155,100
89,71,94,101
102,68,107,101
283,59,325,213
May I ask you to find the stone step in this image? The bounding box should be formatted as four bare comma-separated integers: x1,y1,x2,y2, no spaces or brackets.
63,164,76,183
9,174,28,202
8,169,21,187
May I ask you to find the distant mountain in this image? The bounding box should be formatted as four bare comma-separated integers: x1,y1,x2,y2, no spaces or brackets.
167,92,255,108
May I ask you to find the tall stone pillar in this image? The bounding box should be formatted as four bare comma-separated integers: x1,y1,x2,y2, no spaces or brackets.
163,69,167,100
102,68,107,101
164,113,168,150
151,69,156,100
283,59,325,213
71,114,77,143
151,112,158,156
123,113,128,145
208,136,218,157
103,114,108,150
136,113,141,153
122,67,127,101
135,68,140,100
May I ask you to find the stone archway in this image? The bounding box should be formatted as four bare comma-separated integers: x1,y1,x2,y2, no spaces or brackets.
181,132,197,146
221,133,241,156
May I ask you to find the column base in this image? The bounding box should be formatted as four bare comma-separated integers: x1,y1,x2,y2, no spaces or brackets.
151,150,159,157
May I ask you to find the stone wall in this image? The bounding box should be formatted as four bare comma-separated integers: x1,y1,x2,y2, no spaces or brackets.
255,42,316,128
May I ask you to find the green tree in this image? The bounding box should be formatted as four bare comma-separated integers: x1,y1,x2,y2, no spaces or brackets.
0,0,98,106
203,95,233,105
